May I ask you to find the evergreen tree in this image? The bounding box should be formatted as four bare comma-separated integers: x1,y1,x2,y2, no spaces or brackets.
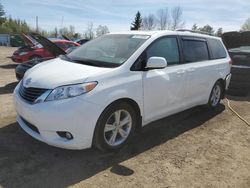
191,24,198,31
130,11,142,30
0,1,6,25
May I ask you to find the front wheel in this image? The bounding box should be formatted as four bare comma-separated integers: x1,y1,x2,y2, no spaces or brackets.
208,81,222,108
93,102,137,152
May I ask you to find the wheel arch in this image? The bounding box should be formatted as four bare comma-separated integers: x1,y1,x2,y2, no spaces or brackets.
217,78,226,99
91,97,142,148
105,98,142,130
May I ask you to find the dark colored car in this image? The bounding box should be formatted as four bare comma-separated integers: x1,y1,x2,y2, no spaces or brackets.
75,39,89,45
15,33,68,80
222,31,250,96
62,35,89,45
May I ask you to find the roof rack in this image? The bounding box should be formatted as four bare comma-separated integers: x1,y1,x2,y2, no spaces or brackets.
176,29,214,36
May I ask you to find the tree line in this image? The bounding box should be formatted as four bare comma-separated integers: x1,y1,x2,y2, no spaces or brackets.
1,1,250,39
131,7,185,31
0,2,109,39
130,8,250,36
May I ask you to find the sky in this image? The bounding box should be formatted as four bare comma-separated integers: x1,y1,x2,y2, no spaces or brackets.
1,0,250,33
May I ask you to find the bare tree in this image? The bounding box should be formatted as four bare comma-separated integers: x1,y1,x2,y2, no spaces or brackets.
157,8,171,30
171,6,185,30
241,18,250,31
96,25,109,37
142,14,157,30
84,22,95,39
69,25,75,36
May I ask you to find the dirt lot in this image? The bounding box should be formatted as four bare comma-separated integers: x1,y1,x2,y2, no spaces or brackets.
0,46,250,188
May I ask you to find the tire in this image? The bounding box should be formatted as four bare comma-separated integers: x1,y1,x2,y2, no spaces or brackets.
207,81,222,109
93,101,137,152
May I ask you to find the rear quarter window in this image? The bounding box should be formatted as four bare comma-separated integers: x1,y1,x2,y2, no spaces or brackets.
208,38,227,59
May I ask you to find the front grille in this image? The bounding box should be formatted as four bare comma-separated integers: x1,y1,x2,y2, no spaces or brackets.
19,82,47,103
21,116,40,134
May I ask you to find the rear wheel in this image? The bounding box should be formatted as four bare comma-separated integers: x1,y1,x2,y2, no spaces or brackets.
93,102,137,152
208,81,222,108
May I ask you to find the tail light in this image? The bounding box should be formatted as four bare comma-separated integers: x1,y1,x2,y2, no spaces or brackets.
229,59,233,65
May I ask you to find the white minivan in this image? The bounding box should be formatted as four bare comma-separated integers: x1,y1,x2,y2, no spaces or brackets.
14,31,231,151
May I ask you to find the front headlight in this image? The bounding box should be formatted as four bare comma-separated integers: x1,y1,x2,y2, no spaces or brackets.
19,52,29,56
46,82,97,101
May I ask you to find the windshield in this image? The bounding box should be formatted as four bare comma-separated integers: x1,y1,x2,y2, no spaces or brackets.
66,34,150,67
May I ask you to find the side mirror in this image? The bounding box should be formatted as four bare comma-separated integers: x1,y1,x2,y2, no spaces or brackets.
146,57,167,69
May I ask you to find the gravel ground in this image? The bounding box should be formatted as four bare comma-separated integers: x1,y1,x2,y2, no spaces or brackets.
0,46,250,188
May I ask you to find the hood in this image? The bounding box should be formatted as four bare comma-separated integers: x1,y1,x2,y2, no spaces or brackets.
29,33,66,57
222,31,250,50
23,58,111,89
21,33,36,47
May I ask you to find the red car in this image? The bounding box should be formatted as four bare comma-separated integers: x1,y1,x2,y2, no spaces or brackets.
11,34,80,63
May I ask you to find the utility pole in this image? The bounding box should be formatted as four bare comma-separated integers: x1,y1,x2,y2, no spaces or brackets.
60,16,64,36
36,16,38,32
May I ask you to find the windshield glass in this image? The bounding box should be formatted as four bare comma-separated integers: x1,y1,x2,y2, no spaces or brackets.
67,34,150,67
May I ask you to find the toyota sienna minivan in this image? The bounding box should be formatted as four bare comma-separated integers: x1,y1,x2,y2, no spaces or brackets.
14,31,231,151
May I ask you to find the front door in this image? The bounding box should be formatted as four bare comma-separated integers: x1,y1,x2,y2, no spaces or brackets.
142,36,187,123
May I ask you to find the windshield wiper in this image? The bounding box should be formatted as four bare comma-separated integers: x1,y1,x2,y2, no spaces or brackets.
59,54,74,62
60,55,119,68
73,59,103,67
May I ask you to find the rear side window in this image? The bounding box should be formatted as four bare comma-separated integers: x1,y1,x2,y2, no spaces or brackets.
208,38,227,59
147,37,180,65
182,39,209,63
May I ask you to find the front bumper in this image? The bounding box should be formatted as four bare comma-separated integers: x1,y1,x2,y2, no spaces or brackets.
13,84,104,150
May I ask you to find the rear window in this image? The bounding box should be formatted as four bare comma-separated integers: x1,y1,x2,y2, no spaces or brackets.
182,39,209,63
208,38,227,59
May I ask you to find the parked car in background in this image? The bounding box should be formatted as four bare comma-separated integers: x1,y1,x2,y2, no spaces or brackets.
11,34,80,63
15,33,73,80
222,31,250,96
75,39,89,45
14,31,231,151
62,35,90,45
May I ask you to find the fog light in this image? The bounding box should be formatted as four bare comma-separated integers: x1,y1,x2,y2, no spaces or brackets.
65,132,73,140
57,131,73,140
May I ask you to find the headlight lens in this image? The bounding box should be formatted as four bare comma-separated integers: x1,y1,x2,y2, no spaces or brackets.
45,82,97,101
19,51,29,56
